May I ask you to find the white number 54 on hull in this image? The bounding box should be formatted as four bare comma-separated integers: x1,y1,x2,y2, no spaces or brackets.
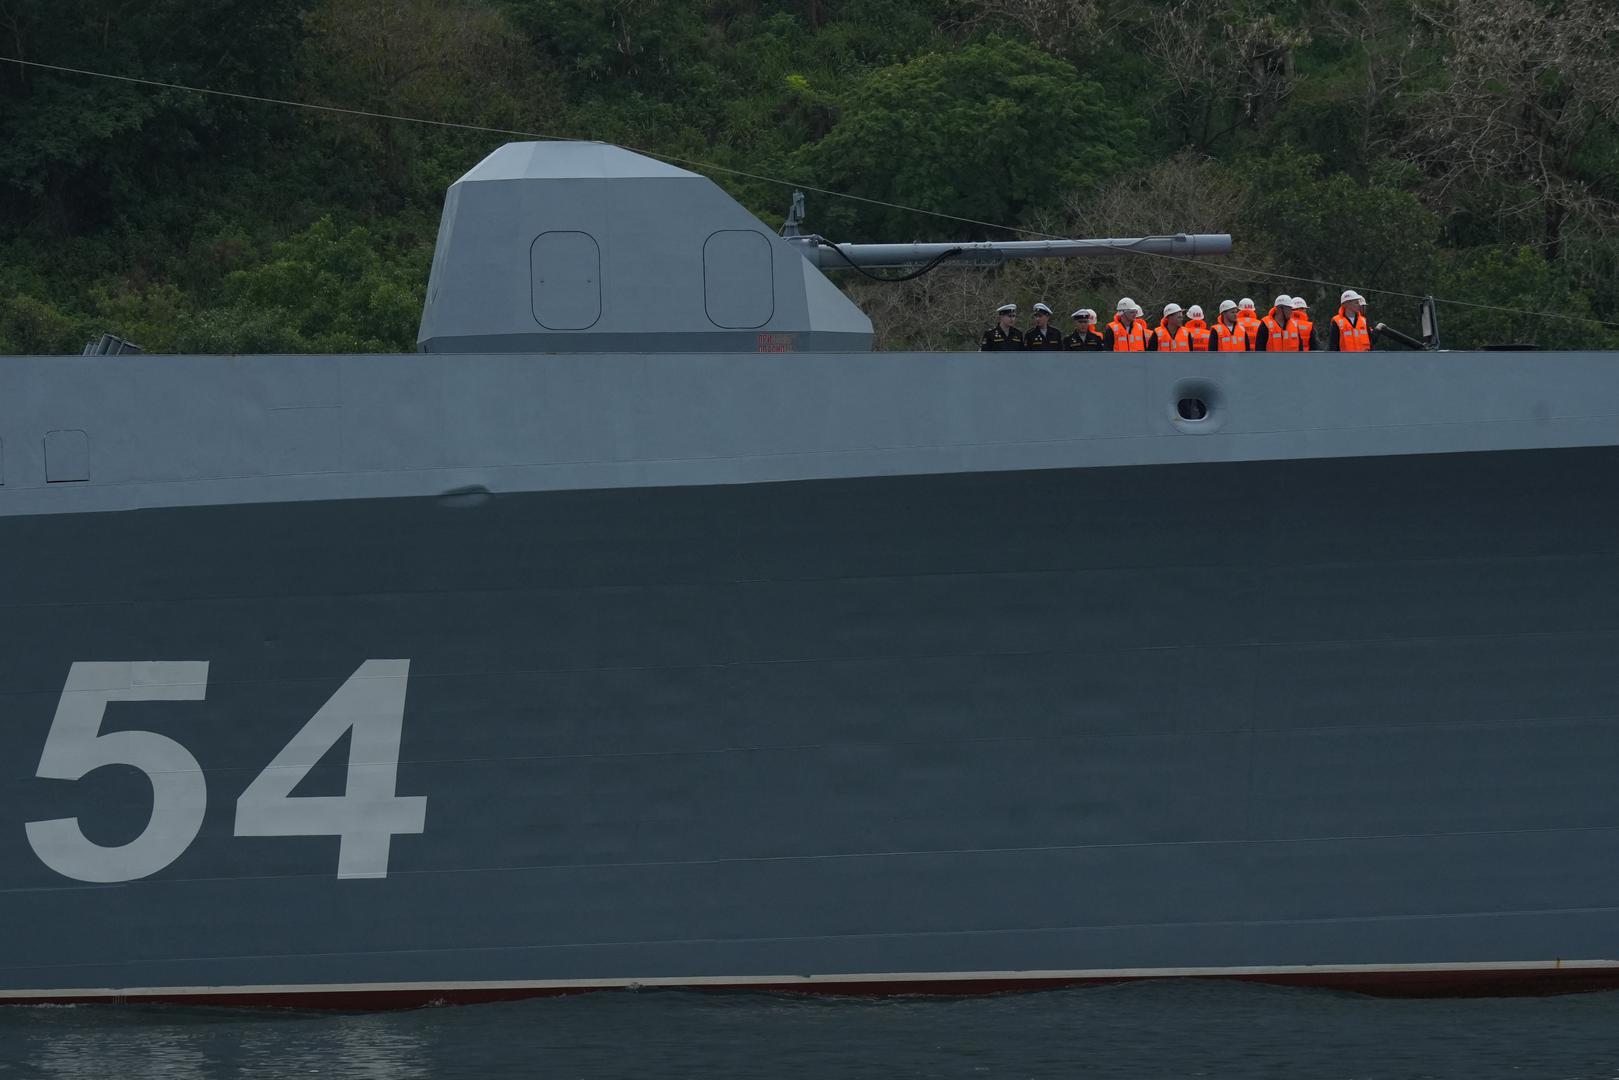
25,659,426,884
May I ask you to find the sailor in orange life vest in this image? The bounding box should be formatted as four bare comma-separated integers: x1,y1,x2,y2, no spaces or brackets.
1329,290,1377,351
1236,297,1261,346
1025,301,1064,350
1252,293,1302,351
1211,299,1249,350
1153,303,1200,351
1289,295,1318,350
1064,308,1105,351
979,303,1025,351
1102,298,1155,351
1184,305,1212,351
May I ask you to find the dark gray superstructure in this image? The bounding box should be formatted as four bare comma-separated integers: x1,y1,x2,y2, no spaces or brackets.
3,144,1619,1007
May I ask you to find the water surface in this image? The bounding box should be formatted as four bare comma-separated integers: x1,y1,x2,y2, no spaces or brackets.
4,981,1618,1079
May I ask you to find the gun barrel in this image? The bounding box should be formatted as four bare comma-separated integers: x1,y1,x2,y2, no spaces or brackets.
794,234,1232,269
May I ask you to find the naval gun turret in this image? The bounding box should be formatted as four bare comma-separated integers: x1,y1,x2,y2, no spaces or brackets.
417,142,1233,354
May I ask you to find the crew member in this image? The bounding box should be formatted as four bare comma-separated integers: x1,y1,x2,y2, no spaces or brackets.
980,303,1025,351
1184,304,1211,351
1102,298,1154,351
1236,297,1261,347
1290,296,1316,351
1212,300,1248,351
1025,302,1063,350
1153,303,1194,351
1065,308,1104,351
1253,294,1299,351
1329,290,1377,351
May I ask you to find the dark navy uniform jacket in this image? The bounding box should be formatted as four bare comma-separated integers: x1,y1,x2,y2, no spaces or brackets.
979,326,1025,351
1063,328,1105,351
1024,325,1064,350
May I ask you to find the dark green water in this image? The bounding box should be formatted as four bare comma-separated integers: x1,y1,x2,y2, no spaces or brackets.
3,982,1619,1079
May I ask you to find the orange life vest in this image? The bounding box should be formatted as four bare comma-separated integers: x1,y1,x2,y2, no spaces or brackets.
1332,308,1372,351
1185,318,1210,351
1236,311,1260,347
1108,318,1149,352
1154,323,1193,352
1212,320,1248,351
1261,314,1299,352
1291,313,1314,351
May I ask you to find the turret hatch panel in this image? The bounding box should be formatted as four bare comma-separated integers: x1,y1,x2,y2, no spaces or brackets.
531,231,602,331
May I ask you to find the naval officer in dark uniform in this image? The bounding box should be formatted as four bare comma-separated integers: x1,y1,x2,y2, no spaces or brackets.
1024,302,1063,350
980,303,1025,351
1064,308,1104,350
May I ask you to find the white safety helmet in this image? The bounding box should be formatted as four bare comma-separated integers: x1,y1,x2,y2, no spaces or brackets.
1290,296,1309,310
1162,302,1184,318
1273,294,1292,309
1340,289,1365,305
1239,298,1256,311
1116,297,1137,313
1187,305,1204,320
1218,299,1239,314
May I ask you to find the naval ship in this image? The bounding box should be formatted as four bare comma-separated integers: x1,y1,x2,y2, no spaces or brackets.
3,142,1619,1008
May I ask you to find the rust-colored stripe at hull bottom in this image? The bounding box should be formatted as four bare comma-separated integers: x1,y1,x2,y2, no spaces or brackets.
8,964,1619,1010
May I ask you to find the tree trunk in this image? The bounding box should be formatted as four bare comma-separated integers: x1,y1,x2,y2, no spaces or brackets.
1545,198,1565,262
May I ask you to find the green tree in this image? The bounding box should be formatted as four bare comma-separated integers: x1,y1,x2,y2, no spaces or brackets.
1437,246,1616,349
0,293,81,354
1236,151,1439,307
299,0,543,200
1407,0,1619,258
0,0,316,232
795,39,1143,240
174,216,429,353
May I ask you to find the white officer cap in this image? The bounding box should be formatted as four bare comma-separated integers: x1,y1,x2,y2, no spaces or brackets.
1290,296,1309,309
1274,294,1292,308
1340,289,1365,304
1218,299,1239,314
995,303,1017,315
1069,308,1087,320
1033,301,1053,316
1239,297,1256,310
1116,297,1136,312
1187,305,1204,320
1162,302,1184,317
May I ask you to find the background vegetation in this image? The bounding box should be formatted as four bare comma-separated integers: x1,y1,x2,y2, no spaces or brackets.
2,0,1617,352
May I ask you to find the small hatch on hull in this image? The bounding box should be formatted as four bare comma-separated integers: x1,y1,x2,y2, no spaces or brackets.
44,429,89,483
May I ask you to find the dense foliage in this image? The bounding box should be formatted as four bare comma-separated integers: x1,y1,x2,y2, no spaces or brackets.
2,0,1617,351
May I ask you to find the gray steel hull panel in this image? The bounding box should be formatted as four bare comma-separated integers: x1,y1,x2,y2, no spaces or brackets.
4,448,1619,996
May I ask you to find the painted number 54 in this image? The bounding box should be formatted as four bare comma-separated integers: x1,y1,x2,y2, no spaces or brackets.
25,660,426,884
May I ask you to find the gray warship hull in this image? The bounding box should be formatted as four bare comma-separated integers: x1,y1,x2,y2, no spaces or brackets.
4,348,1619,1005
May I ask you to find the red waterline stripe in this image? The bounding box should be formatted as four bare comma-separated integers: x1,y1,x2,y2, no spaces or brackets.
8,965,1619,1010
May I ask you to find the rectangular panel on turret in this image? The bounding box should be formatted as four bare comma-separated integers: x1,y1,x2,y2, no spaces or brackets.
704,230,775,329
531,231,602,330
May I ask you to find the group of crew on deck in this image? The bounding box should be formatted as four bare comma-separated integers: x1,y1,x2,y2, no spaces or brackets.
980,291,1378,352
